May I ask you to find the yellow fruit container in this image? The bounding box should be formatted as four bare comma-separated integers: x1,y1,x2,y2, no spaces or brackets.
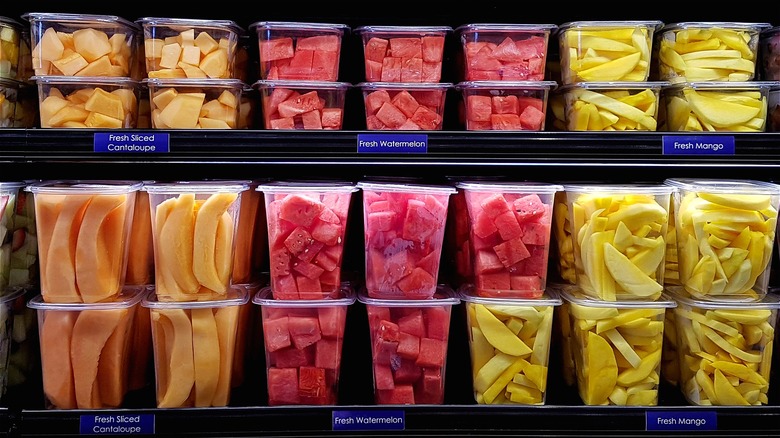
28,285,145,409
0,16,24,81
657,22,771,83
143,181,249,302
552,190,576,284
23,12,140,78
560,81,667,131
460,284,560,405
27,180,142,304
661,81,778,132
146,77,245,129
668,286,780,406
143,284,248,408
557,20,663,85
664,178,780,301
565,183,674,301
558,284,676,406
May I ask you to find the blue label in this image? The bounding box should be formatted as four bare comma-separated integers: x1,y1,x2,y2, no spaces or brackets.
80,414,155,435
357,134,427,153
646,411,717,431
332,410,405,431
662,135,734,155
94,132,170,153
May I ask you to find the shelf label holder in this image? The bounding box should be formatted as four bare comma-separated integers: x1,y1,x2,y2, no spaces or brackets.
661,135,735,155
332,409,405,431
646,410,717,431
79,413,155,435
357,133,428,153
93,132,170,153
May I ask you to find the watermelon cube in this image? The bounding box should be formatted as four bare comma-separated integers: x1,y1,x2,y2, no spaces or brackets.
365,37,389,63
263,316,292,352
416,338,445,367
377,386,415,404
397,310,425,337
298,366,327,400
374,364,395,390
260,38,295,62
273,346,310,368
422,36,445,63
391,91,420,118
318,306,345,338
425,306,451,341
378,319,400,342
396,333,421,359
268,368,300,405
381,57,402,82
361,83,448,131
315,338,341,369
255,22,347,81
393,358,422,383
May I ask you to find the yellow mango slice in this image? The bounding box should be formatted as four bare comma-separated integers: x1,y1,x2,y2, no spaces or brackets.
470,326,494,375
684,89,761,128
75,194,126,302
603,243,663,298
585,332,617,405
475,352,515,394
156,309,195,408
506,381,542,404
483,357,527,404
40,311,77,409
191,308,220,407
522,363,548,392
193,193,237,293
212,305,239,406
698,193,771,211
713,368,750,405
475,304,532,357
616,348,662,386
604,328,641,368
71,309,126,409
578,52,641,81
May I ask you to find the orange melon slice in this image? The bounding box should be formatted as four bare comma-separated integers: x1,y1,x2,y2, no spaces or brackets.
70,308,126,408
193,193,237,293
191,308,220,407
160,194,199,295
212,305,239,406
96,305,133,407
40,310,77,409
156,308,195,408
75,194,126,302
44,194,92,302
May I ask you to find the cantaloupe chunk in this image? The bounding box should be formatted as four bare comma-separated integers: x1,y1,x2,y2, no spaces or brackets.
192,308,220,407
199,49,227,78
198,117,231,129
156,309,195,408
145,38,164,59
152,88,178,110
47,105,90,127
45,194,92,302
111,88,138,118
97,306,133,407
217,90,237,109
199,99,232,122
66,88,94,105
40,27,65,62
159,43,182,69
159,93,205,129
72,28,111,63
40,95,70,125
195,32,219,56
192,193,238,293
52,52,88,76
85,111,123,129
126,190,153,285
76,55,113,77
128,305,152,391
85,88,125,120
40,310,77,409
212,305,239,406
71,308,126,408
160,194,200,295
181,45,201,66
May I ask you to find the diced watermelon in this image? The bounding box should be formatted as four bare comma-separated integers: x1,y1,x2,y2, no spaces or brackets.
261,38,295,62
314,249,338,272
368,211,396,232
415,368,443,404
520,221,551,245
273,346,310,368
299,366,327,399
510,275,542,292
367,306,392,332
297,35,340,52
373,339,398,364
514,35,547,60
301,109,323,129
288,316,322,350
492,37,525,62
378,319,400,342
269,117,296,129
396,332,421,359
492,95,519,115
472,210,498,238
520,244,548,277
365,89,392,114
475,249,504,274
480,194,511,218
287,49,314,73
374,363,395,390
397,310,425,337
425,306,450,341
272,275,299,299
421,36,445,63
377,385,415,404
519,105,545,131
284,226,313,255
493,236,531,268
366,60,383,81
384,249,415,284
391,90,420,118
421,61,442,82
297,240,324,263
321,108,342,129
490,113,524,130
500,62,531,81
401,57,423,82
380,57,402,82
397,267,436,299
513,194,546,222
321,192,352,222
398,119,421,130
390,38,422,58
315,338,340,369
318,306,344,338
416,338,445,367
263,316,291,352
368,200,391,213
416,250,440,277
278,91,323,118
268,88,296,114
409,105,442,130
393,358,422,383
409,90,442,108
466,95,492,122
319,267,341,291
403,200,439,243
494,210,523,240
468,70,501,81
310,220,342,246
517,96,544,113
280,194,325,227
365,37,389,63
270,248,292,277
268,368,300,404
375,101,407,128
477,270,511,291
293,260,325,280
296,276,323,297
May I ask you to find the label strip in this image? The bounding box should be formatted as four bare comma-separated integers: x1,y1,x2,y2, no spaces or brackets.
662,135,735,155
94,132,170,153
80,413,155,435
646,410,717,431
357,133,428,153
332,410,405,431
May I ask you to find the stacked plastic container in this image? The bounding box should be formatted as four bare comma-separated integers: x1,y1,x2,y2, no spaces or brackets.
759,26,780,131
250,21,351,130
0,16,36,128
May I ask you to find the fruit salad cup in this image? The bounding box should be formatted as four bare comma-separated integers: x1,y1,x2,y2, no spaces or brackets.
0,17,24,81
358,285,459,405
28,180,141,304
251,21,349,81
253,80,350,130
143,284,248,408
460,284,560,405
456,81,556,131
144,181,249,302
358,181,455,299
664,178,780,301
359,82,451,130
560,81,667,131
28,285,145,409
255,283,354,405
657,22,771,83
33,76,140,128
146,78,245,129
23,12,139,77
668,286,780,406
559,284,675,406
257,181,356,300
761,26,780,81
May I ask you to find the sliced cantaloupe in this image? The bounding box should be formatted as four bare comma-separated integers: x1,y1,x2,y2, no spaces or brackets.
34,194,65,291
70,308,126,408
192,193,237,293
192,308,220,407
128,305,152,391
199,49,228,78
232,190,259,283
96,306,133,407
212,305,239,406
160,194,200,295
45,194,93,302
151,310,170,402
214,212,234,291
230,302,251,388
75,194,126,303
40,310,78,409
126,190,154,285
156,308,195,408
154,197,177,298
84,88,125,120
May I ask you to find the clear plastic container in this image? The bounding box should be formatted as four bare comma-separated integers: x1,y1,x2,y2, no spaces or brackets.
0,183,27,291
136,17,242,80
23,12,139,77
557,20,663,85
253,80,350,130
28,285,145,409
142,284,248,408
768,85,780,132
668,286,780,406
358,285,459,405
456,23,556,81
565,183,674,301
27,180,142,303
456,181,562,298
760,26,780,81
145,77,245,129
0,78,18,127
551,190,576,285
355,25,452,82
358,181,456,299
33,76,140,128
359,81,451,130
9,183,38,288
664,178,780,301
557,284,675,406
456,81,556,131
0,17,24,81
256,181,357,300
5,286,41,391
560,81,667,131
657,22,771,83
460,284,560,405
143,181,249,302
231,281,263,389
255,283,354,405
251,21,349,81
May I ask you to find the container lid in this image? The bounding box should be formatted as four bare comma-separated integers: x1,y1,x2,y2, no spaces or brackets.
136,17,243,34
556,284,676,309
144,78,246,89
253,284,355,307
357,181,457,195
456,80,558,91
358,285,460,306
357,82,453,91
27,180,142,194
456,180,563,194
455,23,557,33
662,81,780,91
557,20,664,33
354,25,453,35
28,285,147,310
143,181,250,194
249,21,349,33
22,13,139,30
32,76,139,87
563,183,675,195
760,26,780,36
0,181,26,191
0,287,27,305
458,284,561,307
660,22,772,33
142,285,249,309
666,286,780,309
558,81,670,92
256,180,357,193
0,16,23,29
252,80,352,91
663,178,780,195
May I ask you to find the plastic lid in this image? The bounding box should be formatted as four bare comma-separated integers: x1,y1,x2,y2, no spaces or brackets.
0,181,26,191
354,25,453,34
558,81,669,92
142,285,248,309
256,180,357,193
456,180,563,194
663,81,780,91
357,82,453,91
664,178,780,195
666,286,780,309
145,78,246,89
249,21,349,33
456,80,558,91
252,80,352,90
357,181,457,195
459,284,561,307
143,181,250,194
32,76,139,87
27,180,142,194
253,284,355,307
761,26,780,36
563,183,675,195
456,23,557,33
558,20,664,33
555,284,676,309
0,16,23,28
22,12,139,30
358,285,460,306
661,22,772,33
28,285,147,310
136,17,243,34
0,287,27,305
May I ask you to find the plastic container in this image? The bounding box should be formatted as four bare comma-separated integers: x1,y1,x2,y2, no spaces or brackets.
662,81,778,132
657,22,771,83
143,181,249,302
231,281,263,389
28,285,145,409
28,180,141,304
256,181,357,299
251,21,349,81
32,76,139,128
551,190,576,285
557,20,663,85
456,81,556,131
0,17,24,81
456,24,556,81
359,81,451,130
760,26,780,80
125,189,154,286
145,77,245,129
560,81,667,131
136,17,242,80
358,285,459,405
9,183,38,288
232,181,264,285
355,25,452,83
456,181,562,298
460,284,560,405
660,306,679,388
668,286,780,406
558,284,675,406
565,183,674,301
663,178,780,301
358,181,455,299
253,80,350,130
255,283,354,405
142,284,248,408
23,12,139,77
769,85,780,132
0,78,18,127
0,183,25,291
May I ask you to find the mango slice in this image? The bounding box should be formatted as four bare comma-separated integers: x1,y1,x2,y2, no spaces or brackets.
585,332,617,405
155,308,195,408
192,193,237,293
191,308,220,407
70,309,126,409
40,311,77,409
475,304,532,357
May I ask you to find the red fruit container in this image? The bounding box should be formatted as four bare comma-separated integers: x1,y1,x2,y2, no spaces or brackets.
456,181,562,299
253,80,350,130
359,82,451,130
256,181,357,300
255,283,355,406
358,285,459,405
456,80,557,131
357,181,456,299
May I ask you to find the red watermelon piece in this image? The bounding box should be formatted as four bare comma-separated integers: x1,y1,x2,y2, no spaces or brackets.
391,38,422,58
393,358,422,383
318,306,344,338
377,385,415,404
391,90,420,118
477,271,511,291
261,38,294,62
374,364,395,390
410,105,442,130
425,306,450,340
375,101,407,128
510,275,542,293
467,95,492,122
519,105,545,130
492,95,519,115
490,113,524,130
263,317,291,352
273,347,310,368
416,338,445,367
365,37,389,62
315,338,340,369
279,194,325,227
268,368,300,404
288,316,322,350
492,36,525,62
299,366,327,400
493,236,531,267
397,310,425,337
396,333,421,359
422,36,445,62
297,35,340,52
494,210,523,240
514,194,546,222
381,57,402,82
378,319,400,342
520,222,551,245
397,267,436,299
401,57,423,82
